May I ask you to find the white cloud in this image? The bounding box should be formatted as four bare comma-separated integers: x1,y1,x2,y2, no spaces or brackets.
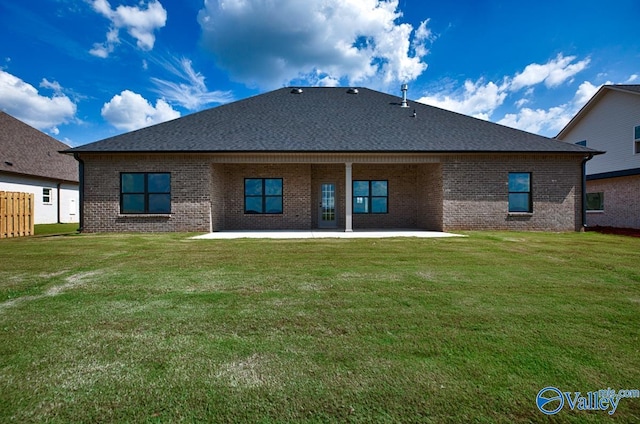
573,80,602,107
197,0,431,89
90,0,167,58
0,70,76,134
412,20,434,58
417,79,508,119
89,45,110,59
317,75,341,87
40,78,63,93
90,27,119,58
151,57,234,110
415,54,599,135
510,54,590,91
101,90,179,131
498,106,572,135
626,74,638,83
498,80,614,135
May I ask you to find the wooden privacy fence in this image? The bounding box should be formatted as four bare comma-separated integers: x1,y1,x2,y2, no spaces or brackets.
0,191,34,238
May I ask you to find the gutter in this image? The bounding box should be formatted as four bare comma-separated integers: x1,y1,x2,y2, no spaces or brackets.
73,153,84,232
581,154,595,229
57,182,62,224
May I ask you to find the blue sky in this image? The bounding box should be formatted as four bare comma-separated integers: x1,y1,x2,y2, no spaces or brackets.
0,0,638,146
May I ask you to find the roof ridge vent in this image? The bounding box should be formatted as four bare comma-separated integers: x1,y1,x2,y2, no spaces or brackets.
400,84,409,107
290,88,303,94
347,87,359,94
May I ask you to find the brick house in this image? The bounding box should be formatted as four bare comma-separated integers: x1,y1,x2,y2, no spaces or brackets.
66,87,599,233
557,85,640,229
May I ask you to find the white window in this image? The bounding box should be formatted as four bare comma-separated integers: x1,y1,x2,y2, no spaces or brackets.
634,125,640,154
43,188,52,204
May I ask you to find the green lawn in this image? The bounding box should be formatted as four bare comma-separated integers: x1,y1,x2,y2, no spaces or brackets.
34,223,79,236
0,231,638,423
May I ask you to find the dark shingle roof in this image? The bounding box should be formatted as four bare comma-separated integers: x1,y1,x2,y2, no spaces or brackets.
68,87,599,155
0,112,79,183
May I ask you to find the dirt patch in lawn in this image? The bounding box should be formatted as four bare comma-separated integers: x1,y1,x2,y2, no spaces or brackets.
0,271,102,311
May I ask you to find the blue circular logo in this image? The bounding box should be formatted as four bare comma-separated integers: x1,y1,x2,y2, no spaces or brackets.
537,386,564,415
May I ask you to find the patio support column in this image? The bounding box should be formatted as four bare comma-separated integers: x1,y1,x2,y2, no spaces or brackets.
345,162,353,232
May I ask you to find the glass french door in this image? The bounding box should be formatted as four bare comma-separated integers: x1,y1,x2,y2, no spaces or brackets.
318,183,337,228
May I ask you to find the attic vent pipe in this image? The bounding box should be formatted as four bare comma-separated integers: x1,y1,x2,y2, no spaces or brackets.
400,84,409,108
290,88,303,94
347,88,359,94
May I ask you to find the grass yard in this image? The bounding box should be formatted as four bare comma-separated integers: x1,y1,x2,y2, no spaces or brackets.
0,231,638,423
34,223,79,236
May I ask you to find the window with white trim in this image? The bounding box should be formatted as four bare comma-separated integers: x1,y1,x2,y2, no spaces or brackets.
42,188,52,204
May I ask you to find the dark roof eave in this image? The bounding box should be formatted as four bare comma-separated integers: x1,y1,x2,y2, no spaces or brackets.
0,169,79,184
587,167,640,180
66,148,604,155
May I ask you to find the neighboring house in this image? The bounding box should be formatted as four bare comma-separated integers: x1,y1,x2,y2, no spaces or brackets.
557,84,640,229
0,112,79,224
66,87,599,233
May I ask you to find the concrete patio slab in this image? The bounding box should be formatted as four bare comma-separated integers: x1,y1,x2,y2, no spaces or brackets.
191,230,465,240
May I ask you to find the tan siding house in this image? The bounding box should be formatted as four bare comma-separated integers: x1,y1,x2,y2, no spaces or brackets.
557,85,640,229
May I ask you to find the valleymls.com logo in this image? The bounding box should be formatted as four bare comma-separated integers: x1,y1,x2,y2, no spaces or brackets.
536,386,640,415
536,387,565,415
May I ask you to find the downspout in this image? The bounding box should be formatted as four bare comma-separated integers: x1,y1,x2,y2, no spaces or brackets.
56,182,62,224
581,154,594,230
74,153,84,233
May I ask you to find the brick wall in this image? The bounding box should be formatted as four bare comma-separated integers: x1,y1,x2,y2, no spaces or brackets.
210,164,225,231
81,154,212,232
418,163,443,231
351,164,418,229
586,175,640,229
215,163,312,230
80,153,585,233
441,154,583,231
